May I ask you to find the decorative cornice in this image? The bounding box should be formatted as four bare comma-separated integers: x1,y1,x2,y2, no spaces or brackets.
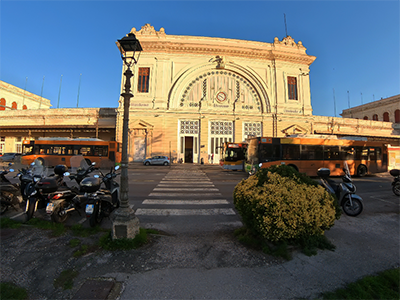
132,24,316,65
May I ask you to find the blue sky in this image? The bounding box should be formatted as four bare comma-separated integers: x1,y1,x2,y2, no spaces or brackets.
1,0,399,117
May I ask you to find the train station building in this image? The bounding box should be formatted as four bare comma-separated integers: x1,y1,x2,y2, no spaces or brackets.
1,24,399,163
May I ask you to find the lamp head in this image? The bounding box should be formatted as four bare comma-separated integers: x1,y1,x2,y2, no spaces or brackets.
116,33,143,66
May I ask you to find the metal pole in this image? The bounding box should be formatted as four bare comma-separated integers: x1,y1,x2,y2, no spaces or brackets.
111,63,139,240
120,66,133,209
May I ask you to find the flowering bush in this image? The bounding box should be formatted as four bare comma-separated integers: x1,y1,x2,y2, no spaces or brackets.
234,165,339,243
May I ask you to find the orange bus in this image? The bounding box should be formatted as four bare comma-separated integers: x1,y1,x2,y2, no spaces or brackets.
220,142,248,171
21,138,122,167
245,135,388,177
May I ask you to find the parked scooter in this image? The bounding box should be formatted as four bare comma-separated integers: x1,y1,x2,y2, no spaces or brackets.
19,160,49,200
25,164,69,221
83,165,120,227
0,163,24,214
389,169,400,196
318,162,364,217
46,156,96,223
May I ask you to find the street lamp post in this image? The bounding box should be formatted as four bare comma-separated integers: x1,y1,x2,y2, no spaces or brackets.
111,33,143,240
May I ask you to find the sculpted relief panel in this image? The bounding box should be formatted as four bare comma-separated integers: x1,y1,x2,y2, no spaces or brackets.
179,71,261,113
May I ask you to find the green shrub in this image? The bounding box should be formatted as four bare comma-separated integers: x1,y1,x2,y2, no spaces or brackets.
234,165,339,245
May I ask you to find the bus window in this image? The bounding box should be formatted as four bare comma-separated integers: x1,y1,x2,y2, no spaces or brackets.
259,144,279,162
300,145,323,160
323,146,340,160
341,146,355,160
93,146,108,156
282,144,300,160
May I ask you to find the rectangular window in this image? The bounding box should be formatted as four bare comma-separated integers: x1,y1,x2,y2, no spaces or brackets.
138,67,150,93
300,145,324,160
287,76,298,100
282,144,300,160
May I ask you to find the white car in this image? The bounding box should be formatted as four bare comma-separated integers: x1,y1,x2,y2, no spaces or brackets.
143,156,170,166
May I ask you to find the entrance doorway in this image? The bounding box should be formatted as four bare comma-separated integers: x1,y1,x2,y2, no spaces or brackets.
184,136,193,163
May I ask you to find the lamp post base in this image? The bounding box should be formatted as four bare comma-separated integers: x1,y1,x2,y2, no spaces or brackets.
111,207,140,240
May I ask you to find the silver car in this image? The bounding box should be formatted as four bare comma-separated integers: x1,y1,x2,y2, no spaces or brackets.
0,152,22,162
143,156,170,166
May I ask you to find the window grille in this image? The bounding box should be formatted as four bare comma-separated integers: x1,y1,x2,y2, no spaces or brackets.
138,67,150,93
287,76,298,100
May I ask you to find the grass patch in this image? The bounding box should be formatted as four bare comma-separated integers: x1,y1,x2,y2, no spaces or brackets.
0,282,28,300
0,217,22,229
69,238,81,248
99,228,150,251
26,218,66,236
73,244,89,257
54,269,79,290
320,267,400,299
234,226,335,260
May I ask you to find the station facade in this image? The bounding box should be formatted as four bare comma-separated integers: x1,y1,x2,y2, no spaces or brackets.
116,24,399,163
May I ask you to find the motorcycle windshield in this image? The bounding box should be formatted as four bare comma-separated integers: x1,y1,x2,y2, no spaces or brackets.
32,159,47,177
343,161,351,177
70,155,90,174
97,158,115,174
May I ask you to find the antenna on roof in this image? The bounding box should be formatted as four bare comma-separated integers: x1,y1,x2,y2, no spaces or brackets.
284,13,288,37
77,73,82,108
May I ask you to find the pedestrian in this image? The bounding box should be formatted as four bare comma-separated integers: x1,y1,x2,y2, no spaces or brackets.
211,153,214,164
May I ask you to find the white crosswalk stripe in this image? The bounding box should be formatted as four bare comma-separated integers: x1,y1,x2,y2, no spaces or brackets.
137,166,236,217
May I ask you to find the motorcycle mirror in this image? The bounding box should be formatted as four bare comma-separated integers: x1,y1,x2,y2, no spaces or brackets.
94,175,100,178
115,165,120,171
9,169,15,172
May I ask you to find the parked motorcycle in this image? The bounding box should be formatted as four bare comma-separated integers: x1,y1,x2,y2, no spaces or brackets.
25,164,69,221
16,160,46,202
69,155,97,186
318,162,364,217
0,163,24,214
45,156,96,223
83,165,120,227
389,169,400,196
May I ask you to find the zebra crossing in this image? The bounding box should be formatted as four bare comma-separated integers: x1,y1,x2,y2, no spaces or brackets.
135,165,236,217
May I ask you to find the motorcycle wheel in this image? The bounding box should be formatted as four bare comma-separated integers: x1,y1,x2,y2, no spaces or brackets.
51,202,68,223
26,198,36,221
89,202,103,227
393,182,400,197
342,196,363,217
0,198,9,214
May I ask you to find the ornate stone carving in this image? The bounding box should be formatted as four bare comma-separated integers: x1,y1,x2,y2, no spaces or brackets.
274,36,306,49
130,24,166,37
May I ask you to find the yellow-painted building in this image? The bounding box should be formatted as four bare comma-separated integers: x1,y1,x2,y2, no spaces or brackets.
116,24,399,163
116,24,315,163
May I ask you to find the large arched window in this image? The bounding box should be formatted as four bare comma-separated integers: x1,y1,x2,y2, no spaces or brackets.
0,98,5,111
12,102,17,109
372,114,378,121
395,109,400,123
363,116,368,120
383,112,390,122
